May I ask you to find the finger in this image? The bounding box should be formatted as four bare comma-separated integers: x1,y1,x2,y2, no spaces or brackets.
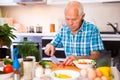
65,58,73,65
63,57,69,64
44,46,51,56
50,50,54,56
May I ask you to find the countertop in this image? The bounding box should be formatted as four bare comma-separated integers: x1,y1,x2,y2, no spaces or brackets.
6,67,120,80
6,62,120,80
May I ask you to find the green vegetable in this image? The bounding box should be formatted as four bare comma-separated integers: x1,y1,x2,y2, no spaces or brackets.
96,59,110,68
3,58,13,65
0,71,4,74
39,61,50,68
91,60,96,65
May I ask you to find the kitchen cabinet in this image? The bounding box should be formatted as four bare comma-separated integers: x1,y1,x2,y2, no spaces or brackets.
47,0,100,5
47,0,120,5
101,0,120,2
47,0,69,5
0,0,17,6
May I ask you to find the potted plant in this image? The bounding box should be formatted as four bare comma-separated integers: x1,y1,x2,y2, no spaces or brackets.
16,41,40,62
0,23,16,48
0,23,16,58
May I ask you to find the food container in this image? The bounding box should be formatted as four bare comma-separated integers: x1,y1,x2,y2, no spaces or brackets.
73,59,96,69
23,58,34,80
50,24,55,32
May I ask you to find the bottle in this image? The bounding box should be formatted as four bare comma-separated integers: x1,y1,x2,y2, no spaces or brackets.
13,48,21,80
13,69,20,80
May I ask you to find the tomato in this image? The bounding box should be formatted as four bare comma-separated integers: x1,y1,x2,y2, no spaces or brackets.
3,64,13,74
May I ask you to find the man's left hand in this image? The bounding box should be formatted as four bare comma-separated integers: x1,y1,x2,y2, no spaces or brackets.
63,55,76,66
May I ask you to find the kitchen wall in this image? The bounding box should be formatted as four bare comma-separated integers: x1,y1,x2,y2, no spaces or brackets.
1,2,120,33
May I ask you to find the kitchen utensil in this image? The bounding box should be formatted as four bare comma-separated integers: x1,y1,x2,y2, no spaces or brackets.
50,56,60,64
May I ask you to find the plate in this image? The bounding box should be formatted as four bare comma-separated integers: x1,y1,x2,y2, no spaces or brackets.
73,59,96,69
50,70,80,80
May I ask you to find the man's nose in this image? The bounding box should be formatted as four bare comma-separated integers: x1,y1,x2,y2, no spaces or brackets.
69,20,73,25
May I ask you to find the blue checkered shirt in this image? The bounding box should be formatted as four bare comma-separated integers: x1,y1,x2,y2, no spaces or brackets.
51,20,104,57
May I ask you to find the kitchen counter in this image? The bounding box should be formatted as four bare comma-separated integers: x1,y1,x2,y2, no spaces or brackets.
101,34,120,41
6,65,120,80
13,33,120,41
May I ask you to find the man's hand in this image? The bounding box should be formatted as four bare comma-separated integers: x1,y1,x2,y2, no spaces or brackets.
63,55,76,66
44,43,55,56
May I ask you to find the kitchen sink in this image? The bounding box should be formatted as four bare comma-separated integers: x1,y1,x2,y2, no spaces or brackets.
100,32,120,34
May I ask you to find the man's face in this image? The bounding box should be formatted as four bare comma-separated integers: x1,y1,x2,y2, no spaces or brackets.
65,8,83,33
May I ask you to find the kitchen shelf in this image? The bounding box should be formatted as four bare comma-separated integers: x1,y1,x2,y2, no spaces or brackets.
13,33,120,41
0,3,18,6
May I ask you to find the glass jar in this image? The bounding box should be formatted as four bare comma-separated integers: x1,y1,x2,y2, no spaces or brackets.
23,58,34,80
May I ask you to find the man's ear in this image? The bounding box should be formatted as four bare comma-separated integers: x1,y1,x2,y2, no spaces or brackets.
82,13,85,20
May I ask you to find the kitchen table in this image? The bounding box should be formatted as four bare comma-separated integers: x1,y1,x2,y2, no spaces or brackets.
7,62,120,80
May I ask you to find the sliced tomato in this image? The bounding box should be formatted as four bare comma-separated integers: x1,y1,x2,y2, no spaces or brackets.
3,64,13,74
56,62,65,68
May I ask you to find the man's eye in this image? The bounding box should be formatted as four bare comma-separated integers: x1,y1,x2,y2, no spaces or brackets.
66,19,69,21
72,19,77,21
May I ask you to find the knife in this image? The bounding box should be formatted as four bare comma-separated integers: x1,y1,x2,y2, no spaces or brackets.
50,56,60,64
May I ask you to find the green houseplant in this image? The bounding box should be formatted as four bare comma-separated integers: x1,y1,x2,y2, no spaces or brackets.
16,41,40,62
0,23,16,48
0,23,16,58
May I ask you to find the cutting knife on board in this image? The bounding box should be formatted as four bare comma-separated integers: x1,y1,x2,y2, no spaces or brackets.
50,55,60,64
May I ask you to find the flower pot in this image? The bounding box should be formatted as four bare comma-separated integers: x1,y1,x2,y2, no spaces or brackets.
0,48,7,58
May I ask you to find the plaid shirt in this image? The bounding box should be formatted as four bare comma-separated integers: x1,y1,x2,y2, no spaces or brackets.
51,20,104,57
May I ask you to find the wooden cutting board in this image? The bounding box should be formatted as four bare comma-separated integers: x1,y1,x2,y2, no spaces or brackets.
49,62,80,72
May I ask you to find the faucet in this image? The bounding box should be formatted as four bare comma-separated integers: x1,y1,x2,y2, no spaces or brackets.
107,22,119,34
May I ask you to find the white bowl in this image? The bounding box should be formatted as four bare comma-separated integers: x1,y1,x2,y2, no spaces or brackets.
0,72,13,80
51,70,80,80
0,67,14,80
73,59,96,69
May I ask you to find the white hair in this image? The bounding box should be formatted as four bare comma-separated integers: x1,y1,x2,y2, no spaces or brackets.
64,1,84,17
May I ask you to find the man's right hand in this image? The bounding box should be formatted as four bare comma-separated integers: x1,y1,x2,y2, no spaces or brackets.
44,43,55,56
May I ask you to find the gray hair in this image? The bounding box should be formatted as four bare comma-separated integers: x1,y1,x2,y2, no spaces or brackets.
64,1,84,17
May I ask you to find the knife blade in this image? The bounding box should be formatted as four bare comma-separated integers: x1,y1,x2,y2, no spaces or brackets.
50,56,60,64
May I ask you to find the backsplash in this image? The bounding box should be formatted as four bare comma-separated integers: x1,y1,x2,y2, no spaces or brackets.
1,3,120,33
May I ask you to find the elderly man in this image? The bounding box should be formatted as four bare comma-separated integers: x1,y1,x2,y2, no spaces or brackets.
45,1,104,65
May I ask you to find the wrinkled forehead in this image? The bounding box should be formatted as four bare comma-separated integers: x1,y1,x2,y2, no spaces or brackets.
65,7,80,17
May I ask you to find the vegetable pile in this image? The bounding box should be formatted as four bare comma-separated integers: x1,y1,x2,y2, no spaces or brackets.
80,59,114,80
0,58,13,74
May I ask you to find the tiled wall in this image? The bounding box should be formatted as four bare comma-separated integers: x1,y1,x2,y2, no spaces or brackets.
1,3,120,33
